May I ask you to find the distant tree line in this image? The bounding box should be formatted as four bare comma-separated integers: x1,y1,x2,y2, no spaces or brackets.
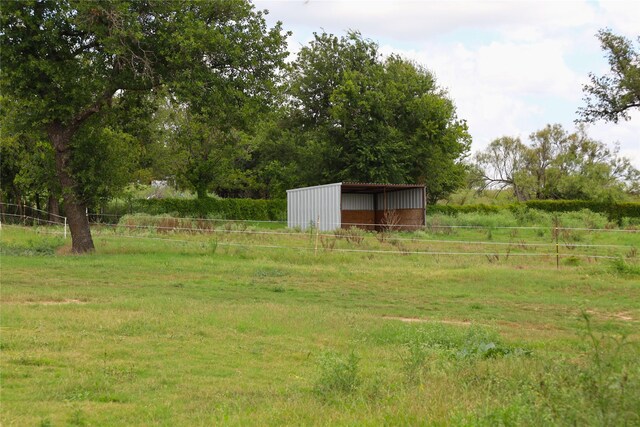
472,123,639,202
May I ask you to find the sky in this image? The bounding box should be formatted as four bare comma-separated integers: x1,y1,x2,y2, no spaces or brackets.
253,0,640,168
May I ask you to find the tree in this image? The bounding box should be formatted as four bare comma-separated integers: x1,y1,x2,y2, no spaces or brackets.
475,124,639,201
474,136,530,201
578,29,640,123
279,31,470,202
0,1,288,252
0,100,61,218
166,108,249,199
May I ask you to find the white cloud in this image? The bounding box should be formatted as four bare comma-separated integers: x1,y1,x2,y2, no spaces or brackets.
380,39,582,154
589,111,640,165
257,0,597,41
596,1,640,37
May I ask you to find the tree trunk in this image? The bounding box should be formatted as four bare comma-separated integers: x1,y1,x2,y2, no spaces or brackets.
196,184,207,199
48,123,95,253
0,191,5,223
48,195,61,224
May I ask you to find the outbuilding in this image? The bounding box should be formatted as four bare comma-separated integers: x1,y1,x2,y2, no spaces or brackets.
286,182,426,231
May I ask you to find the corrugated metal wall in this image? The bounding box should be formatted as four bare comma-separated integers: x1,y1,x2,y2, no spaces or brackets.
287,183,341,231
375,188,424,209
341,193,374,210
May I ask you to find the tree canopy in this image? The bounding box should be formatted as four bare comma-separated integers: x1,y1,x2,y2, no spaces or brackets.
578,29,640,123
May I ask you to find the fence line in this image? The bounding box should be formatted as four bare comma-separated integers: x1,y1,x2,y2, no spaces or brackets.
73,231,624,260
0,202,67,220
2,214,636,252
2,203,637,233
88,212,638,233
4,223,630,262
88,221,635,249
1,213,66,227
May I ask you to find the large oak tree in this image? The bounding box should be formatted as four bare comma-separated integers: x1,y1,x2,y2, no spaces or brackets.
1,0,288,253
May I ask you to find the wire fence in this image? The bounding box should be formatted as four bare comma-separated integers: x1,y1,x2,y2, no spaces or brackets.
90,211,640,233
2,202,638,264
4,202,638,233
3,211,638,265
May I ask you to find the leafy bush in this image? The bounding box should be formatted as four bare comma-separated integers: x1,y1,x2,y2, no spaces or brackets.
400,324,531,383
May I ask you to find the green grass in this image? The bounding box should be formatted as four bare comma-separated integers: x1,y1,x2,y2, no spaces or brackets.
1,224,639,426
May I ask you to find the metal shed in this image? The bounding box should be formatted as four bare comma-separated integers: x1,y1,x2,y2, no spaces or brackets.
287,182,426,231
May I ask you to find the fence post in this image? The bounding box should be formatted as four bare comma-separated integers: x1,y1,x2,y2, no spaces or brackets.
556,227,560,270
554,215,559,269
314,215,320,256
64,217,68,239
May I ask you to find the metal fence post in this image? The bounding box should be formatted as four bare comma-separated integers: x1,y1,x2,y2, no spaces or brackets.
314,215,320,255
554,215,559,269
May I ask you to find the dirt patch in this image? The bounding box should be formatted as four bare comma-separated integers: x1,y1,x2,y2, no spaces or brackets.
614,312,635,321
383,316,562,332
585,309,636,322
6,298,87,306
382,316,472,326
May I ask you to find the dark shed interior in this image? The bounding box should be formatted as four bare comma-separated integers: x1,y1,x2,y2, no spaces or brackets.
340,183,426,231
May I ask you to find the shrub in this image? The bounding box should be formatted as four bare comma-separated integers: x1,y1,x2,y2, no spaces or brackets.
427,201,640,222
314,351,361,397
125,197,286,221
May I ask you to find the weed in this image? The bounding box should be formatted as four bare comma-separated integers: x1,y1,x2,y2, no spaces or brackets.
68,408,87,426
402,336,431,384
314,351,361,398
320,236,336,251
486,227,493,240
563,256,581,266
335,227,365,245
381,210,401,232
610,258,640,275
485,254,500,263
209,239,218,254
456,326,531,360
577,311,638,426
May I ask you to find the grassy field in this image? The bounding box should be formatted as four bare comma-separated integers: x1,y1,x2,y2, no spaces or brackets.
1,220,639,426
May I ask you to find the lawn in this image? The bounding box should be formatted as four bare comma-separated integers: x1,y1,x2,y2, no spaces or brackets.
1,223,639,426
